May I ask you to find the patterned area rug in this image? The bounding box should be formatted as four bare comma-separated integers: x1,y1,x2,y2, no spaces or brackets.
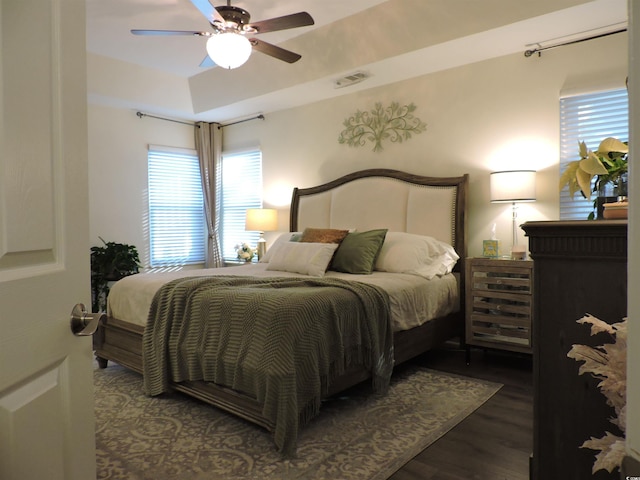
95,362,501,480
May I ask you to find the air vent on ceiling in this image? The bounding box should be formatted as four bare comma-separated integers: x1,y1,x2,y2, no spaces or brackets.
333,71,370,89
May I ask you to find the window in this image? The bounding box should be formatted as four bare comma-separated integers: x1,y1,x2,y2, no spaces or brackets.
221,149,262,261
559,88,628,220
148,145,205,267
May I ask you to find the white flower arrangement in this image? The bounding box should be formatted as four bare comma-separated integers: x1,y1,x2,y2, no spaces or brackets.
567,314,627,474
234,242,255,262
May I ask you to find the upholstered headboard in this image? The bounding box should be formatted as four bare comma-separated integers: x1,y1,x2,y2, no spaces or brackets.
290,168,468,273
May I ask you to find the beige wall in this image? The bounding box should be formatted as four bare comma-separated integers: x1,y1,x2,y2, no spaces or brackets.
88,32,627,262
88,104,195,268
222,33,628,257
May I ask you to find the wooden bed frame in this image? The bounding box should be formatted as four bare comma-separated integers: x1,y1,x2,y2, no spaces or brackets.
94,168,468,433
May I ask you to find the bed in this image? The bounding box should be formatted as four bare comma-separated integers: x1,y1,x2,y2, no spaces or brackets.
94,168,469,455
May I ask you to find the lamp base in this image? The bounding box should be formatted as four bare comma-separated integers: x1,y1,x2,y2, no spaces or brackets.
511,244,527,261
256,237,266,261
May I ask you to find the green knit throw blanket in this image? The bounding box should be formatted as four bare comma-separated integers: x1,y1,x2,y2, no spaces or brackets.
142,275,393,456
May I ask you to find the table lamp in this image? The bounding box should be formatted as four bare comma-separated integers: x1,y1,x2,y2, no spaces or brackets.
245,208,278,260
490,170,536,259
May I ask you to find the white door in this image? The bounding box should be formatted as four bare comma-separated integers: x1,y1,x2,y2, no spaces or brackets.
0,1,96,479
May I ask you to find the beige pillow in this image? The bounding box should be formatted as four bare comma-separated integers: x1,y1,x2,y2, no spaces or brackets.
259,232,301,263
299,227,349,244
266,242,339,276
374,232,459,279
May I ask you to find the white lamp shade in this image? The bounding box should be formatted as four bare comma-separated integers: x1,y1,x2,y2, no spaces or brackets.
206,33,252,69
245,208,278,232
490,170,536,203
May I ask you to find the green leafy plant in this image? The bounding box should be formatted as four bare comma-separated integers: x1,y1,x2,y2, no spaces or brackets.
90,237,141,312
559,137,628,219
567,314,627,474
338,102,427,152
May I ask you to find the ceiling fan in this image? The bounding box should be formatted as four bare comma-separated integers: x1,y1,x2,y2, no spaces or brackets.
131,0,315,69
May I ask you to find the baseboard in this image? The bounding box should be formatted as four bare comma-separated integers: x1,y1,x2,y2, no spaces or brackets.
621,454,640,479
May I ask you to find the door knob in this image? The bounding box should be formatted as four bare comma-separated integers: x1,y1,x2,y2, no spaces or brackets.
70,303,105,336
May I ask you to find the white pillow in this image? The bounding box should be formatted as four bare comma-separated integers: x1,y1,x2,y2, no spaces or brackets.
259,232,301,263
266,242,339,276
374,232,459,279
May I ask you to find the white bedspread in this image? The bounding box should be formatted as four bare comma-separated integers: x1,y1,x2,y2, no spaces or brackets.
107,264,459,332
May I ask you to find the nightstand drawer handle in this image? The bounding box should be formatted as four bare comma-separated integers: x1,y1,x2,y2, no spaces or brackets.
496,279,503,284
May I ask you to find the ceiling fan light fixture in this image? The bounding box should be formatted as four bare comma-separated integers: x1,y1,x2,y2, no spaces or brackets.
206,32,252,69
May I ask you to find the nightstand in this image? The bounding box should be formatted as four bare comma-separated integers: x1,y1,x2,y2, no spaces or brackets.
224,260,256,267
465,257,533,357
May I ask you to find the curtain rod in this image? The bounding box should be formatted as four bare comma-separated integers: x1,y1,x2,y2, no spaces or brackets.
136,111,265,129
136,111,199,127
524,27,627,57
218,114,265,129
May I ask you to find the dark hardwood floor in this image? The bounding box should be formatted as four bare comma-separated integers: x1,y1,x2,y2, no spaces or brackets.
389,341,533,480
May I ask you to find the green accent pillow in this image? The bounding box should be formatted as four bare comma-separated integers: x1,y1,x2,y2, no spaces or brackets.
330,229,388,274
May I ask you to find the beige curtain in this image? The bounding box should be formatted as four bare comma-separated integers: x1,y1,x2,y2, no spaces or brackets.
195,122,224,268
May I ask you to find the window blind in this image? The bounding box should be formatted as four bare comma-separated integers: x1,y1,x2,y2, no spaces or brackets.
559,88,628,220
148,146,205,267
221,149,262,260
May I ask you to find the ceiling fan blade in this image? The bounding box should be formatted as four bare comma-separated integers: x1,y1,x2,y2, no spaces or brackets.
190,0,226,25
250,38,301,63
199,55,216,68
131,29,209,36
249,12,314,34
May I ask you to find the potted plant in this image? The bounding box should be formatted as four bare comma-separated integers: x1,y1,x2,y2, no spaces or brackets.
90,237,141,312
559,137,628,219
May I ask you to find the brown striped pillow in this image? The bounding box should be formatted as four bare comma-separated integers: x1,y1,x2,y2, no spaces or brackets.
299,227,349,244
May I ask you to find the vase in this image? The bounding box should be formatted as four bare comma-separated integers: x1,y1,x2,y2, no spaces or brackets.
616,171,628,201
596,182,617,220
598,173,630,220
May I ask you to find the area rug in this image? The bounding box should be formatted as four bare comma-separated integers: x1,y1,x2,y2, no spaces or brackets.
95,362,501,480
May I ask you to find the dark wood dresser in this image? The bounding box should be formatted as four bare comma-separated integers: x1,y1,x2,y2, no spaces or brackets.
521,220,627,480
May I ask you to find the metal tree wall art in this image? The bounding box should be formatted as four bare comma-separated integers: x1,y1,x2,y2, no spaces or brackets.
338,102,427,152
